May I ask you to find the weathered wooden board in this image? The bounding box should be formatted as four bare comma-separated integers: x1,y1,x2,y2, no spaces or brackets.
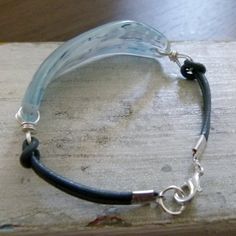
0,42,235,235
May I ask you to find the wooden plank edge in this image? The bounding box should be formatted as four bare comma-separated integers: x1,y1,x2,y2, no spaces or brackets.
2,218,236,236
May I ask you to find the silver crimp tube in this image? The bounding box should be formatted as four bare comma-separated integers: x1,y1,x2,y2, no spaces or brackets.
192,134,207,160
132,190,156,203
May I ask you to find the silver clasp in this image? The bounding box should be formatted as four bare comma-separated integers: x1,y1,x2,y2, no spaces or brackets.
174,170,203,204
173,135,206,204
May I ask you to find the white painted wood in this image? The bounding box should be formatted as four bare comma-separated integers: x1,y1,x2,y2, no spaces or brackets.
0,42,235,235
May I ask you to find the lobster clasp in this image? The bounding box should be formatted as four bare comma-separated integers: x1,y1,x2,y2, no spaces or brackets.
174,171,202,204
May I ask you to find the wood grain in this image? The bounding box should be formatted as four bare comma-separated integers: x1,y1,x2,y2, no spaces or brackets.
1,0,236,41
0,42,235,235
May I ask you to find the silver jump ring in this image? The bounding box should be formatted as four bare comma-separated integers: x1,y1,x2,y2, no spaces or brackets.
157,185,186,215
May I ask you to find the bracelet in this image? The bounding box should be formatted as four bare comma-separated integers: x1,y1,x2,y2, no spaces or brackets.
16,20,211,215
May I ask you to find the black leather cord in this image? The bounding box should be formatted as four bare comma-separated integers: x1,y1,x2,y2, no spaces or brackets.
180,60,211,140
19,59,211,205
20,138,134,205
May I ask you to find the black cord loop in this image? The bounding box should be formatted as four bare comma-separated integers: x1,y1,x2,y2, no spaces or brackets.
20,137,40,168
180,59,206,80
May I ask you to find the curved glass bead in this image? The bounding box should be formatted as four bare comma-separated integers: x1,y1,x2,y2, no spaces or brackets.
19,20,170,123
